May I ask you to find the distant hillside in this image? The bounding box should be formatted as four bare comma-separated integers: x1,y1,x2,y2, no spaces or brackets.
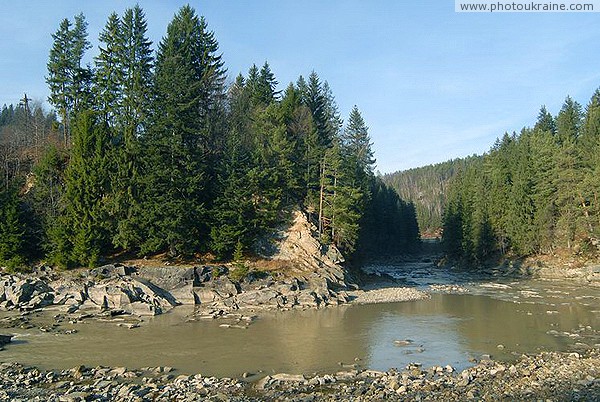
383,156,480,237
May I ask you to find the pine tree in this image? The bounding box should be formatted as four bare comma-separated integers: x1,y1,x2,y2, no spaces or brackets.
321,141,363,252
31,145,68,252
251,61,279,106
534,105,556,135
138,5,226,256
579,89,600,238
280,82,312,199
108,5,154,251
210,139,255,259
342,106,375,188
530,128,558,252
120,5,154,140
556,96,582,145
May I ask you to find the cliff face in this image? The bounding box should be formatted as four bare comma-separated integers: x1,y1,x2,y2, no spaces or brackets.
270,210,344,267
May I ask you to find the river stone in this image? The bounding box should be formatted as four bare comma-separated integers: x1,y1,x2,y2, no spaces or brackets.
255,376,272,390
133,266,195,290
271,373,306,382
0,334,12,346
124,301,161,316
90,264,134,278
296,290,319,307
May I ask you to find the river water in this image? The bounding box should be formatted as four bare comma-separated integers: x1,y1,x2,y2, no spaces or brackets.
1,262,599,378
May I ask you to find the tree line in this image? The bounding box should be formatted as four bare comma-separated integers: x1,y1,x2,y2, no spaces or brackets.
0,4,419,270
443,92,600,264
383,156,480,238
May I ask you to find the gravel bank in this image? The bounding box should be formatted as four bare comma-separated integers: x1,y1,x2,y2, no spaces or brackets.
348,286,429,304
1,350,597,401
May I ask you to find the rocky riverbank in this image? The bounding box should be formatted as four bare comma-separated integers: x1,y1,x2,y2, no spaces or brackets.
0,209,374,325
0,349,597,401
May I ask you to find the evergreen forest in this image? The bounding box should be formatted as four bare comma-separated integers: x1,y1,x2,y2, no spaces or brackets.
383,157,479,237
442,96,600,263
0,5,419,270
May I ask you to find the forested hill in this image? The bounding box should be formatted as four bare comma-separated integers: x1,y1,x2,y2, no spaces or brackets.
382,156,479,237
443,94,600,264
0,5,419,271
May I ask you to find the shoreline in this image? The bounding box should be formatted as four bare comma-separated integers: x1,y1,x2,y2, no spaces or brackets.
0,349,597,401
0,258,598,400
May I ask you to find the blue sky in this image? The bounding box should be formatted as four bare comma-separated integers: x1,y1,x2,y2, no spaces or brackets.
1,1,600,173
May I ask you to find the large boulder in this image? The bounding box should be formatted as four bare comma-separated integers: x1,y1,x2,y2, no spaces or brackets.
3,278,54,309
84,277,178,315
235,289,280,306
132,266,195,290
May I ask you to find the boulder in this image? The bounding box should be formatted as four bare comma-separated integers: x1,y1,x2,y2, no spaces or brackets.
84,277,178,315
235,289,279,306
193,287,222,304
123,301,162,316
133,266,195,290
211,277,239,298
296,290,319,307
90,264,134,278
168,283,196,305
3,278,53,309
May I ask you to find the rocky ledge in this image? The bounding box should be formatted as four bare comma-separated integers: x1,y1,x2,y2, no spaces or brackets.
0,210,430,324
0,350,598,401
0,261,357,324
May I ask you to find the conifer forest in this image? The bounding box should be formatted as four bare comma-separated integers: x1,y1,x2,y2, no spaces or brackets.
0,5,419,270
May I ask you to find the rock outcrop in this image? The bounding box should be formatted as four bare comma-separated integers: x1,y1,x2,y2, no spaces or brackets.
0,209,358,318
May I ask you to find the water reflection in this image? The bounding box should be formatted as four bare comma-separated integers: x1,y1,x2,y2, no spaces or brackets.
1,289,598,377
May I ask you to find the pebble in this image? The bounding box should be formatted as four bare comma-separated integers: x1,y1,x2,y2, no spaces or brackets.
0,349,598,401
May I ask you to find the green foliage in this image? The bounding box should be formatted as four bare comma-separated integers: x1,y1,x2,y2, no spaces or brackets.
356,178,420,258
32,5,420,267
443,91,600,263
46,111,111,268
46,13,92,143
383,156,479,235
0,186,27,270
136,5,226,257
229,262,249,282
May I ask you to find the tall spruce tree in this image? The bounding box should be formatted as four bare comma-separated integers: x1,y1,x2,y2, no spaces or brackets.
47,111,111,268
47,13,92,145
108,5,154,251
94,12,124,129
137,5,226,256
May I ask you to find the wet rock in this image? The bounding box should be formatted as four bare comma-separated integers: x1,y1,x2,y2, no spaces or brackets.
0,334,12,346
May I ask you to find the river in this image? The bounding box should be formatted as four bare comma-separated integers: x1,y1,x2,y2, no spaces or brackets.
1,261,598,378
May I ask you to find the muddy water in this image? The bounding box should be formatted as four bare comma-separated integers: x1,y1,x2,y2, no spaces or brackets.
1,273,599,377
